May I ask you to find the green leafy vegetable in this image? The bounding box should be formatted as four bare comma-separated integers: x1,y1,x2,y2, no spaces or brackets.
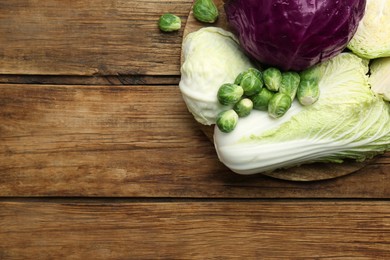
214,53,390,174
179,27,253,125
240,69,263,96
369,57,390,101
216,110,239,133
348,0,390,59
233,98,253,117
279,72,300,101
217,83,244,105
247,68,262,80
251,88,274,111
297,79,320,106
158,14,181,32
193,0,219,23
263,67,282,92
234,71,246,85
268,93,292,119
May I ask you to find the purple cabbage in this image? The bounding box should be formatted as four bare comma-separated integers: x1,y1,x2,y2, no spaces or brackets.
225,0,366,71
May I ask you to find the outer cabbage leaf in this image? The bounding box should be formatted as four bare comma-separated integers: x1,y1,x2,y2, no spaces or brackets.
214,53,390,174
179,27,253,125
348,0,390,59
369,57,390,101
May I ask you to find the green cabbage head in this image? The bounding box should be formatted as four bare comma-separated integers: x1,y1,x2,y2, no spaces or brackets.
179,27,253,125
369,57,390,101
214,53,390,174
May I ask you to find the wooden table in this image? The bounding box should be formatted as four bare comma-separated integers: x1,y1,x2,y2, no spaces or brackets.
1,1,389,258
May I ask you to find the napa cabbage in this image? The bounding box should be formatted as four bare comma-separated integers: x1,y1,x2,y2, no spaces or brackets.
214,53,390,174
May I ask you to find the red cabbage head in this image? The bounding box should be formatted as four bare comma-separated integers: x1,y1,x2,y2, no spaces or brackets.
225,0,366,71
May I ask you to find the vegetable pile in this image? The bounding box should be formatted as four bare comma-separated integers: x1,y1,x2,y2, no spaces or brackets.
214,53,390,174
178,0,390,175
215,67,320,133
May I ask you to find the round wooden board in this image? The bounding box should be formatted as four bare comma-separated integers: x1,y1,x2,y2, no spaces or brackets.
182,0,371,181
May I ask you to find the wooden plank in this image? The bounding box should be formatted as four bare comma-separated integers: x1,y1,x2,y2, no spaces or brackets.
0,0,191,76
0,75,180,86
0,84,389,198
0,200,389,259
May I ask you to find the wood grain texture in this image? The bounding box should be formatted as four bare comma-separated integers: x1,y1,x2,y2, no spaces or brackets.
1,84,389,198
0,75,180,86
0,0,191,76
1,1,389,258
0,200,389,259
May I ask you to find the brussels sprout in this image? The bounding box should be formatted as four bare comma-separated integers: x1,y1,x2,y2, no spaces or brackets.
234,71,246,85
251,87,274,111
158,14,181,32
233,98,253,117
216,109,239,133
240,69,263,96
300,67,321,82
217,83,244,106
279,71,301,100
247,68,262,79
268,93,292,119
263,67,282,92
297,79,320,106
193,0,219,23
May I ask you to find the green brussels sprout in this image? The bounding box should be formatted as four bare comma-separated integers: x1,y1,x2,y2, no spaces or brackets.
233,98,253,117
268,93,292,119
234,71,246,85
240,69,263,96
300,67,321,82
216,109,239,133
247,68,262,79
193,0,219,23
158,13,181,32
297,79,320,106
263,67,282,92
251,87,274,111
279,71,301,100
217,83,244,106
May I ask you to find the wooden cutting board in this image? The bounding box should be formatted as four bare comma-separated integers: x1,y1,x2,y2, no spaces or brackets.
181,0,374,181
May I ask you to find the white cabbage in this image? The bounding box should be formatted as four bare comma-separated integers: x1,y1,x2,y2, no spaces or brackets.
348,0,390,59
214,53,390,174
179,27,254,125
369,57,390,101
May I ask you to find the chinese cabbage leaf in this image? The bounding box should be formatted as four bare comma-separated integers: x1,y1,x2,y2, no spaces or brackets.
214,53,390,174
